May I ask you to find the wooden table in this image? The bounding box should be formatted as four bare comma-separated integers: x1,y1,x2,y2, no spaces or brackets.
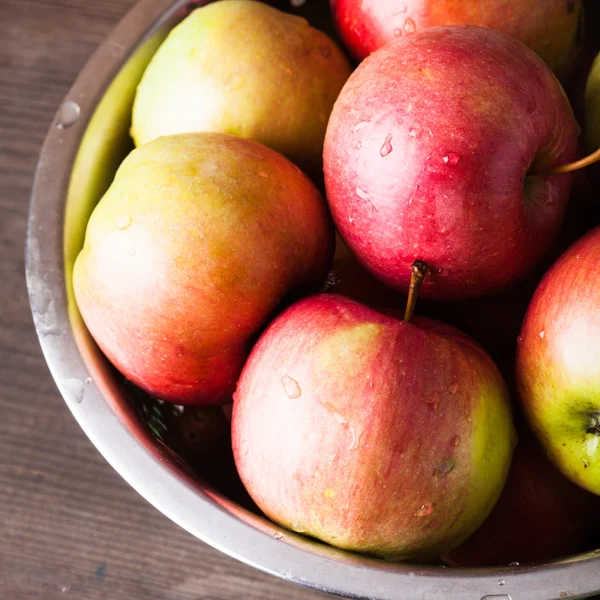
0,2,330,598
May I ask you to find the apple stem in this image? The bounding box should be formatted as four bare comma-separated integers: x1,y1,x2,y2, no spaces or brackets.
539,147,600,176
404,260,430,323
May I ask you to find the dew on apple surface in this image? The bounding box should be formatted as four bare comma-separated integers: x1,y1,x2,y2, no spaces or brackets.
281,375,302,399
355,187,370,200
393,5,408,15
422,392,440,410
450,435,460,447
116,214,132,230
258,171,269,179
415,503,434,517
353,121,370,133
403,18,416,34
448,381,459,395
273,532,284,540
393,28,402,38
437,268,450,277
333,412,348,425
380,133,393,157
539,331,545,339
408,127,418,138
434,458,455,477
442,152,461,166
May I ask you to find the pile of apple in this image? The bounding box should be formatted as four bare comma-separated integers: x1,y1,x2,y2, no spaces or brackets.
74,0,600,567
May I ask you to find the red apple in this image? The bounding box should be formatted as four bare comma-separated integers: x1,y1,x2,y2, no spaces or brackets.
444,431,600,567
517,226,600,495
74,133,333,405
232,294,516,560
331,0,583,80
323,26,580,301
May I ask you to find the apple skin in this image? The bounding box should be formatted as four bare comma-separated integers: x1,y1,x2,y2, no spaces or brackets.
232,294,516,560
323,26,580,301
443,431,600,567
517,226,600,495
330,0,583,80
73,133,333,405
131,0,352,176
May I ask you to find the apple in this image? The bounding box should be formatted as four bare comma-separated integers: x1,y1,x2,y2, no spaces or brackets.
444,431,600,567
517,226,600,495
232,293,516,560
330,0,583,80
73,132,333,405
323,26,580,301
131,0,352,176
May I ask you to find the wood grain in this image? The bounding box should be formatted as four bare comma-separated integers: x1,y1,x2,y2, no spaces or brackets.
0,1,329,598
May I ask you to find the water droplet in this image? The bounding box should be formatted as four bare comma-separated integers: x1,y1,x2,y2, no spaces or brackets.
415,503,434,517
448,381,459,394
281,65,293,75
56,101,80,129
498,580,506,587
509,561,520,567
408,128,418,139
281,375,302,399
355,187,370,201
450,435,460,448
320,46,332,59
258,171,269,179
434,458,455,477
116,214,132,230
127,248,136,257
423,392,440,410
393,28,402,37
62,378,85,404
393,5,408,15
353,121,370,133
466,414,473,423
380,133,393,157
356,141,362,149
437,268,450,277
348,425,363,450
443,152,461,165
84,377,92,384
539,331,545,339
403,18,416,33
273,532,284,540
333,412,347,425
348,216,354,223
517,336,523,344
226,74,245,90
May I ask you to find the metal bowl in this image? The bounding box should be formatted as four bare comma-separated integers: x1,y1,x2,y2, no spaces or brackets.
25,1,600,598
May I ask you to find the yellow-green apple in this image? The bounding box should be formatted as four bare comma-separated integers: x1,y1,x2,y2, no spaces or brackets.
323,26,580,301
517,226,600,495
330,0,583,80
131,0,352,176
232,294,516,560
73,133,333,406
444,431,600,567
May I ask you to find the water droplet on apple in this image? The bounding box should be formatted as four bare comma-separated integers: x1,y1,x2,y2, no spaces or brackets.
333,412,348,425
443,152,460,166
539,330,545,339
517,336,523,344
380,133,393,157
509,561,520,567
423,393,440,410
437,268,450,277
448,381,459,394
127,248,136,257
273,532,284,540
466,414,472,423
356,141,362,149
415,503,434,517
498,580,506,587
281,375,302,399
353,121,370,133
320,46,332,59
450,435,460,448
403,18,416,33
355,187,370,201
348,216,354,223
291,522,306,533
434,458,455,477
116,214,132,230
393,5,408,15
84,377,92,384
226,74,245,90
393,28,402,37
258,171,269,179
408,127,418,138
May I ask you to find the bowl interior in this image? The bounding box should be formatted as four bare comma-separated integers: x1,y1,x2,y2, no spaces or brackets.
31,0,600,598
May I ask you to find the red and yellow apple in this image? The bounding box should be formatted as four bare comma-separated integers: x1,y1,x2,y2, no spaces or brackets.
331,0,583,80
324,26,580,301
232,294,516,560
73,133,333,405
517,227,600,495
131,0,352,175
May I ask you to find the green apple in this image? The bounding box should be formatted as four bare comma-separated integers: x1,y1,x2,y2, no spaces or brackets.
517,227,600,495
73,132,333,405
131,0,352,175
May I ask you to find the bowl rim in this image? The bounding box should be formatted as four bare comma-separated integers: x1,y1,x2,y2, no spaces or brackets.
25,1,600,598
